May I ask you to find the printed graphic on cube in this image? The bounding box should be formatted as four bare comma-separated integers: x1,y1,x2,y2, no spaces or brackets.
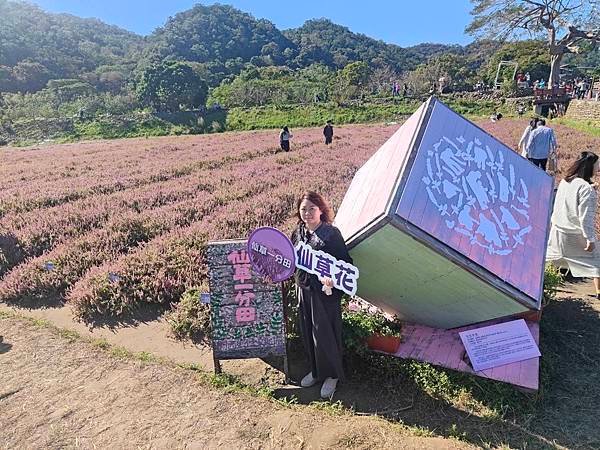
334,98,553,329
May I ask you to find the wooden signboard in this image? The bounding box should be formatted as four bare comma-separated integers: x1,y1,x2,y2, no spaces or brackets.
335,97,554,330
206,240,287,372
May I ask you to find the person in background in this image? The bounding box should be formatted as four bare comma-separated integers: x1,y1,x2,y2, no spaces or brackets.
490,112,503,122
291,191,352,399
279,126,293,152
323,120,334,146
546,152,600,298
518,118,538,157
525,118,557,172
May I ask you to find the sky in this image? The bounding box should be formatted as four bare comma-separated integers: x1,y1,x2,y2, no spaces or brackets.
31,0,475,47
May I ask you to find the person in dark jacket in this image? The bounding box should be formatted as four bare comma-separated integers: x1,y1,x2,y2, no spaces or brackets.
291,191,352,399
323,120,334,146
279,126,292,152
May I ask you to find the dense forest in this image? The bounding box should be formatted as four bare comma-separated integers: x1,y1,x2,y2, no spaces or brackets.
0,0,598,143
0,0,144,93
0,1,473,92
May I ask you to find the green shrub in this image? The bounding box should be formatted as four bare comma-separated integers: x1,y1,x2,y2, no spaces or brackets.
543,264,563,305
342,300,402,358
167,287,211,340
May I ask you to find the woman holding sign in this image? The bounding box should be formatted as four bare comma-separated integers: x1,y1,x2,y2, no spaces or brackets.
292,191,352,399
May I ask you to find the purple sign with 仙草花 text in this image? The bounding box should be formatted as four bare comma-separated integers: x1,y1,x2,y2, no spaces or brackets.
247,227,296,282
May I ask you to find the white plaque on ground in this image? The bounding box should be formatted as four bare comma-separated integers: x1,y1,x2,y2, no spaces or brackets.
458,319,541,372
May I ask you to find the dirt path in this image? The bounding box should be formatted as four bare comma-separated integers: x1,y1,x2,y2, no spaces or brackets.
1,278,599,448
0,315,472,449
0,302,294,387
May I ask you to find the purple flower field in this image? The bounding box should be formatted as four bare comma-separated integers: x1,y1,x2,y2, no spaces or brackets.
0,120,597,321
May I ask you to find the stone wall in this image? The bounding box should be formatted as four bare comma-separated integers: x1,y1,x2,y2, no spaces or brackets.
565,99,600,121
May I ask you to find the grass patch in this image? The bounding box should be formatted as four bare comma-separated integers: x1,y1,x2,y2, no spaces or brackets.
202,372,275,398
225,102,417,131
3,97,503,145
554,118,600,137
91,338,111,350
225,97,500,131
108,346,134,359
308,399,349,416
57,328,80,343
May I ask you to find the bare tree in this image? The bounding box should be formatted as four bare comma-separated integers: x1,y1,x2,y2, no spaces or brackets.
367,65,398,95
466,0,600,86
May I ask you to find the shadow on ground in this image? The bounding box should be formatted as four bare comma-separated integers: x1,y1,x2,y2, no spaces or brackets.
75,303,169,330
0,336,12,354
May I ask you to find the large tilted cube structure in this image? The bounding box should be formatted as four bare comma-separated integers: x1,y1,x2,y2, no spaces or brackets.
335,97,554,329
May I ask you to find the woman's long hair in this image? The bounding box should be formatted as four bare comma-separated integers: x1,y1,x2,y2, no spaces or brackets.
295,191,334,224
564,151,599,184
529,118,538,130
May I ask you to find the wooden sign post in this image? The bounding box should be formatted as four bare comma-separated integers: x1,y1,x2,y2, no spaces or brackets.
206,239,288,381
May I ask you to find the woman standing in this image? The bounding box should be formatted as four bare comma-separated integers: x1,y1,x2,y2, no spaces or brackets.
279,126,293,152
546,151,600,297
518,118,538,157
291,191,352,398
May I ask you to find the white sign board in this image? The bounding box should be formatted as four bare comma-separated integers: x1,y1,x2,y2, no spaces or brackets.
459,319,540,372
294,242,359,296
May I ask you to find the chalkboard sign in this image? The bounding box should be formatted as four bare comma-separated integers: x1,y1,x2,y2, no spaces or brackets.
206,239,287,361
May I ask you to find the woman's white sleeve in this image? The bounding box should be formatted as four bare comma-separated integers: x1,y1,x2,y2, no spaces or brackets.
579,187,597,242
518,128,530,149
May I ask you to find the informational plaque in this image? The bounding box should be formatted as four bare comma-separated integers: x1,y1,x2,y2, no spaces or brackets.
458,319,541,372
247,227,296,282
206,240,286,361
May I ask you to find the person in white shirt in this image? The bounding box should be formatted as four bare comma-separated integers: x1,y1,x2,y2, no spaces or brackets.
518,118,538,157
546,151,600,298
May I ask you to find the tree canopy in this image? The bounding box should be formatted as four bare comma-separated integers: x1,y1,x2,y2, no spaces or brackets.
135,62,208,112
0,0,143,93
466,0,600,84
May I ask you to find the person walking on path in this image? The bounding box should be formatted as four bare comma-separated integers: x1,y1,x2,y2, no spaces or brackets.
518,118,538,157
546,151,600,298
279,126,293,152
323,120,334,146
525,119,558,172
291,191,352,399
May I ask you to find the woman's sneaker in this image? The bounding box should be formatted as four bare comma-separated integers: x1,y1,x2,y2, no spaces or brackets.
320,377,338,399
300,372,317,388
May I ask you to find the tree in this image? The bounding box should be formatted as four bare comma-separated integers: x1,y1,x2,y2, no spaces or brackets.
402,54,477,96
367,65,399,95
466,0,600,86
340,61,370,87
331,61,370,103
10,61,51,92
481,40,549,84
135,62,208,112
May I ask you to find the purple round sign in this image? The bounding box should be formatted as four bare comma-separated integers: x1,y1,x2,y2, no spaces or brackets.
247,227,296,282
